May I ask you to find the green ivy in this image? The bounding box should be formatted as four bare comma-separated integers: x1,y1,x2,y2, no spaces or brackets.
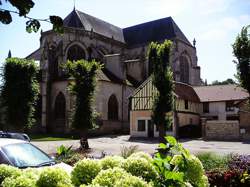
1,58,39,130
148,40,174,142
232,25,250,102
65,60,102,148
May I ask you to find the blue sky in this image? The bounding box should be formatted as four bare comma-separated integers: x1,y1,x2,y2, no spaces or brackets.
1,0,250,83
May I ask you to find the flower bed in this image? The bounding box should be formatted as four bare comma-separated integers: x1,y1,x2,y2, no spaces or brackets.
0,136,209,187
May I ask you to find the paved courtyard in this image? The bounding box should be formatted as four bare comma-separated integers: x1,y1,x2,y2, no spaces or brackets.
33,135,250,156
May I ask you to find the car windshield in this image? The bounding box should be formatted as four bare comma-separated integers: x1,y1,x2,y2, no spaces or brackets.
2,143,53,168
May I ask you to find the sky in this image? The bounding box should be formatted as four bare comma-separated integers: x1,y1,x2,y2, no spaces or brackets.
1,0,250,83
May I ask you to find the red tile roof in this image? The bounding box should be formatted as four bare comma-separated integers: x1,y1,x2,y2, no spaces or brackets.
193,85,249,102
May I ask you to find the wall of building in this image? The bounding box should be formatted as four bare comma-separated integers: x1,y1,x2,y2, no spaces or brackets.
201,101,239,120
95,81,134,132
177,113,200,127
130,110,174,137
204,120,240,140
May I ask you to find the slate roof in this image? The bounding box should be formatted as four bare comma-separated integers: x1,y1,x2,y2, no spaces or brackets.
123,17,191,47
194,85,249,102
97,69,133,86
63,10,191,47
63,9,125,43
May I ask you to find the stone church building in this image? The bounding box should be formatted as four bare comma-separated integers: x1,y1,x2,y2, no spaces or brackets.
27,9,202,133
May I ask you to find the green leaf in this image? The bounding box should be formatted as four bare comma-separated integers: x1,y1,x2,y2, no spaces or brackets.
0,10,12,24
164,171,184,182
159,143,167,149
26,19,41,33
50,16,64,34
8,0,34,16
165,136,177,146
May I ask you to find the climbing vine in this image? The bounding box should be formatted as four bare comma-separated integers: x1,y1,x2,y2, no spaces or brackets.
1,58,39,130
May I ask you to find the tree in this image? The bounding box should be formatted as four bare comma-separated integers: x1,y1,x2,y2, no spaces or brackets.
232,25,250,102
1,58,39,131
0,0,63,33
210,78,236,85
65,60,102,149
149,40,174,143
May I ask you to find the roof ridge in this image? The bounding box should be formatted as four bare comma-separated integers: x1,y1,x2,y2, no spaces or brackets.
123,16,172,30
75,9,123,30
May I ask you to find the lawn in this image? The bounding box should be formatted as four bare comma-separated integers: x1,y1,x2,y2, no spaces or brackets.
29,134,78,141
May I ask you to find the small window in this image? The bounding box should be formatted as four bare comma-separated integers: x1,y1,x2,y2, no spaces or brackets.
189,118,193,125
226,115,239,121
226,101,234,112
185,100,189,110
155,124,159,132
203,102,209,113
138,120,146,131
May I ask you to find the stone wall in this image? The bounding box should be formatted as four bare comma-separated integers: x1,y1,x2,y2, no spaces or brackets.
204,120,240,140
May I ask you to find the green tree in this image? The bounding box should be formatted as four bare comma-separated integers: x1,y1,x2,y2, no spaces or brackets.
149,41,174,143
211,78,236,85
232,25,250,102
1,58,39,131
65,60,102,149
0,0,63,33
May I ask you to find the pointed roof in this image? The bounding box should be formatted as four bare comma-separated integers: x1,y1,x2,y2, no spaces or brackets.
63,9,125,43
123,17,192,47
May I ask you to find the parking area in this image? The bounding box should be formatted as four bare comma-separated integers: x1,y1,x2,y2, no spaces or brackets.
33,135,250,156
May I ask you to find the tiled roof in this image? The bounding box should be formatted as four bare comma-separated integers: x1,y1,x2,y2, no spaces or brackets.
26,48,41,60
194,84,249,102
175,82,200,102
63,9,125,43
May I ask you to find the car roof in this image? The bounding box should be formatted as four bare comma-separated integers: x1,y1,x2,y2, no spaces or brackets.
0,138,26,147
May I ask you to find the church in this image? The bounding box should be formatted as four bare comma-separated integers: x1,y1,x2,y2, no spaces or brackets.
27,9,202,134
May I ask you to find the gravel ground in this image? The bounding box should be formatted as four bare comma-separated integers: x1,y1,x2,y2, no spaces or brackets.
32,135,250,156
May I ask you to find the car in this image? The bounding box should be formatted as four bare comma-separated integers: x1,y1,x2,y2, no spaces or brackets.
0,138,72,173
0,131,30,142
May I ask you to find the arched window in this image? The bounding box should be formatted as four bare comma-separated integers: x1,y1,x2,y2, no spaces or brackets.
67,44,86,61
108,94,118,120
54,92,66,119
180,56,190,84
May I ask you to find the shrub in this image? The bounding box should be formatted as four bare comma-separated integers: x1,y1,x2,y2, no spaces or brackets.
128,152,153,162
184,154,207,186
100,156,124,170
71,158,101,186
120,145,138,158
229,154,250,172
36,167,72,187
92,167,129,187
2,175,37,187
196,152,231,172
114,175,152,187
206,170,242,187
121,157,157,182
0,164,21,184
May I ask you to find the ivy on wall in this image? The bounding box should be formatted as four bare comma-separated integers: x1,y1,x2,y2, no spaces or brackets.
1,58,39,130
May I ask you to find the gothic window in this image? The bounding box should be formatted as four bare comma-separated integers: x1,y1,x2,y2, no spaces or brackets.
108,94,118,120
54,92,66,119
67,44,86,61
180,56,190,84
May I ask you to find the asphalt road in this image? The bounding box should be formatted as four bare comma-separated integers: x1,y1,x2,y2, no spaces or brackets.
33,135,250,156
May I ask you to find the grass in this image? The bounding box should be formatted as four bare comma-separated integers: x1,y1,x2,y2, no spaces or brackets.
196,152,233,172
30,134,78,141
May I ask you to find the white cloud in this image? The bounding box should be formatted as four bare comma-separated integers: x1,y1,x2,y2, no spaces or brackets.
195,0,234,15
144,0,189,17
